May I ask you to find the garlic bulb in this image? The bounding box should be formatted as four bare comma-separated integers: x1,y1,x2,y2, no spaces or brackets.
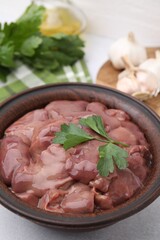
139,50,160,87
116,56,159,100
109,32,147,70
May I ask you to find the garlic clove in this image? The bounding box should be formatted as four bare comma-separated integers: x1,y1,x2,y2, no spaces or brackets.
109,32,147,70
136,69,159,94
116,76,140,94
118,70,129,80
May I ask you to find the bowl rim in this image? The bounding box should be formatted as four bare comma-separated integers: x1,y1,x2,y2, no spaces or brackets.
1,82,160,120
0,82,160,229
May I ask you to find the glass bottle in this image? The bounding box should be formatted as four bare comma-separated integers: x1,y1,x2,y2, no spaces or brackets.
33,0,86,35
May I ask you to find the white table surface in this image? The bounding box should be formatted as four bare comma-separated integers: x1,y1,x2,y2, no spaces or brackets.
0,1,159,239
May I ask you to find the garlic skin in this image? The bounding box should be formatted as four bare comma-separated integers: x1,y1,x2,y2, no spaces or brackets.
109,32,147,70
139,50,160,87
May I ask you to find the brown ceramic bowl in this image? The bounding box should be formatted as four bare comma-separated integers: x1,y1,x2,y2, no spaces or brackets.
0,83,160,230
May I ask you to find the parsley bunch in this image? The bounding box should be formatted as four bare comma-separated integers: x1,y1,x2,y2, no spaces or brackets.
0,3,84,82
53,115,129,177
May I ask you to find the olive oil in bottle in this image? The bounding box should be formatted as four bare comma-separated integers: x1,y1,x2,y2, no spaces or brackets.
40,7,82,35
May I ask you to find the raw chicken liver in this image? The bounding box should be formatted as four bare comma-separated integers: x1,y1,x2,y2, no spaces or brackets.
0,101,151,214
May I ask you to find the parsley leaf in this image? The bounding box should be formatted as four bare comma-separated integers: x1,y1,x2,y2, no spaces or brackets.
20,36,42,57
97,144,114,177
0,42,14,67
17,3,45,24
80,115,109,139
0,32,5,44
53,123,94,150
97,143,128,177
109,143,129,169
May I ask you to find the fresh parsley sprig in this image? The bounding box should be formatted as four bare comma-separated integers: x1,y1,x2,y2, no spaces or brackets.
53,115,129,177
0,3,84,82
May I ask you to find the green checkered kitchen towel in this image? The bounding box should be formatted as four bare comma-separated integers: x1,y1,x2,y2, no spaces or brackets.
0,59,92,103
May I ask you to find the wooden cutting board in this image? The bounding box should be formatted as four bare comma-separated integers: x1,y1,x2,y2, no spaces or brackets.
96,48,160,116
